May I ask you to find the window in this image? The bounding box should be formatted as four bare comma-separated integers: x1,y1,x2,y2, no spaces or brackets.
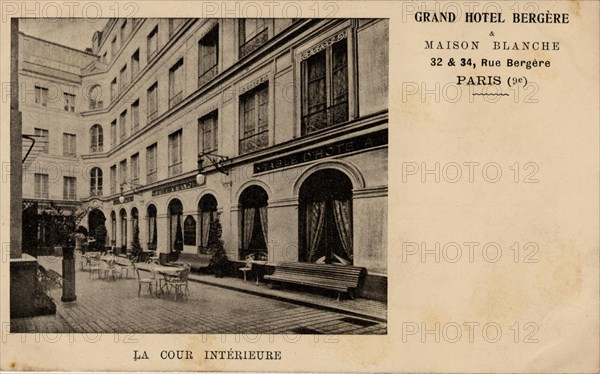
102,52,107,63
90,167,103,196
111,36,118,58
198,25,219,87
131,100,140,133
119,110,127,142
63,177,77,200
120,19,128,44
239,84,269,154
110,165,117,194
131,49,140,77
146,143,157,183
169,58,184,107
239,186,269,260
119,159,128,188
301,37,349,134
199,110,218,153
63,93,75,112
131,153,139,185
147,26,159,61
90,124,103,152
169,18,185,36
111,78,117,101
88,85,103,110
239,19,268,58
110,120,117,147
120,65,128,92
35,86,48,106
147,82,158,122
34,173,49,199
168,130,183,177
62,133,76,157
34,128,49,154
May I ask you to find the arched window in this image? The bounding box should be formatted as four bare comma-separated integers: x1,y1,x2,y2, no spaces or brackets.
90,124,103,152
88,85,104,110
147,204,157,250
239,186,268,260
168,199,184,253
119,208,128,252
90,167,103,196
131,207,139,236
299,169,353,265
198,194,217,253
110,211,116,245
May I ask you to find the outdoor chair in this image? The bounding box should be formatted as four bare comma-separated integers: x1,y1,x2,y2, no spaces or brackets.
89,258,102,279
239,254,254,282
165,268,190,301
134,264,156,297
103,258,122,281
117,258,136,278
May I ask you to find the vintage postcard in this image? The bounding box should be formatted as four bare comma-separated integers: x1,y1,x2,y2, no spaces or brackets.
0,0,598,372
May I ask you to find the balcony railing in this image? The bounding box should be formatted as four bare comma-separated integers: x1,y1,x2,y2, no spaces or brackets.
302,101,349,135
90,188,103,197
239,28,268,58
239,131,268,155
148,110,158,122
198,65,218,87
169,92,183,108
168,162,182,177
146,171,157,184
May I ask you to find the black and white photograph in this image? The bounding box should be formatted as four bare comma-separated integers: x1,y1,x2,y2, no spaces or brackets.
9,17,389,335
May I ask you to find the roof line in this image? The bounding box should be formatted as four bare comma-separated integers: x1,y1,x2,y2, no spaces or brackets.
19,31,100,57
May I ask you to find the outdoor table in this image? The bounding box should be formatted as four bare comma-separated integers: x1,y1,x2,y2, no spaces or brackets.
135,262,182,297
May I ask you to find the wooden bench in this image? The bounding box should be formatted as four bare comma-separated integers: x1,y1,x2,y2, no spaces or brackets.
263,262,366,300
174,252,211,271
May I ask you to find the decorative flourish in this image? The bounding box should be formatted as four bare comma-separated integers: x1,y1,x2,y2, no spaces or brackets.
301,31,347,60
240,75,269,95
472,93,509,96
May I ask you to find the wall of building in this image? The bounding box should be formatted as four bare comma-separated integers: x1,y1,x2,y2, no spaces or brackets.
20,18,389,280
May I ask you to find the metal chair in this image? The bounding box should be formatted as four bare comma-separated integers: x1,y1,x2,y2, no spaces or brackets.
239,254,254,282
166,268,190,301
134,264,156,297
89,258,102,279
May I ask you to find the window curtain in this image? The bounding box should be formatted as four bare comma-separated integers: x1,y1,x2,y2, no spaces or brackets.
174,214,183,252
149,216,156,244
258,206,268,247
152,216,157,244
242,208,255,250
306,201,326,262
332,199,353,260
201,211,212,248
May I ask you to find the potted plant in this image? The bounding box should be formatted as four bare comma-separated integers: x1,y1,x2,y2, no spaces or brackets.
94,224,108,253
207,218,228,277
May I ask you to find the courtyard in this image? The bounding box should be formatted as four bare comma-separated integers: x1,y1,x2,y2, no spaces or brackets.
11,256,386,335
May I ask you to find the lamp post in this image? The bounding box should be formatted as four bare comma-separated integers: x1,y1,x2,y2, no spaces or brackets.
196,151,230,184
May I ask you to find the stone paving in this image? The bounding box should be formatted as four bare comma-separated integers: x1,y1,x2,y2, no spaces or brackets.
11,256,386,335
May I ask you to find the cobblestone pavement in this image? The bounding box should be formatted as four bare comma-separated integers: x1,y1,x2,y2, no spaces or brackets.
11,257,386,335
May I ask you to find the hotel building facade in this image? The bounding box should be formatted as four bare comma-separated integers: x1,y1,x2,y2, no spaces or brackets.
20,18,388,299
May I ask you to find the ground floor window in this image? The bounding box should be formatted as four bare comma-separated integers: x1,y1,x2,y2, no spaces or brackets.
110,211,117,246
147,204,157,250
168,199,184,252
299,169,353,265
198,194,217,254
239,186,268,260
120,209,127,251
